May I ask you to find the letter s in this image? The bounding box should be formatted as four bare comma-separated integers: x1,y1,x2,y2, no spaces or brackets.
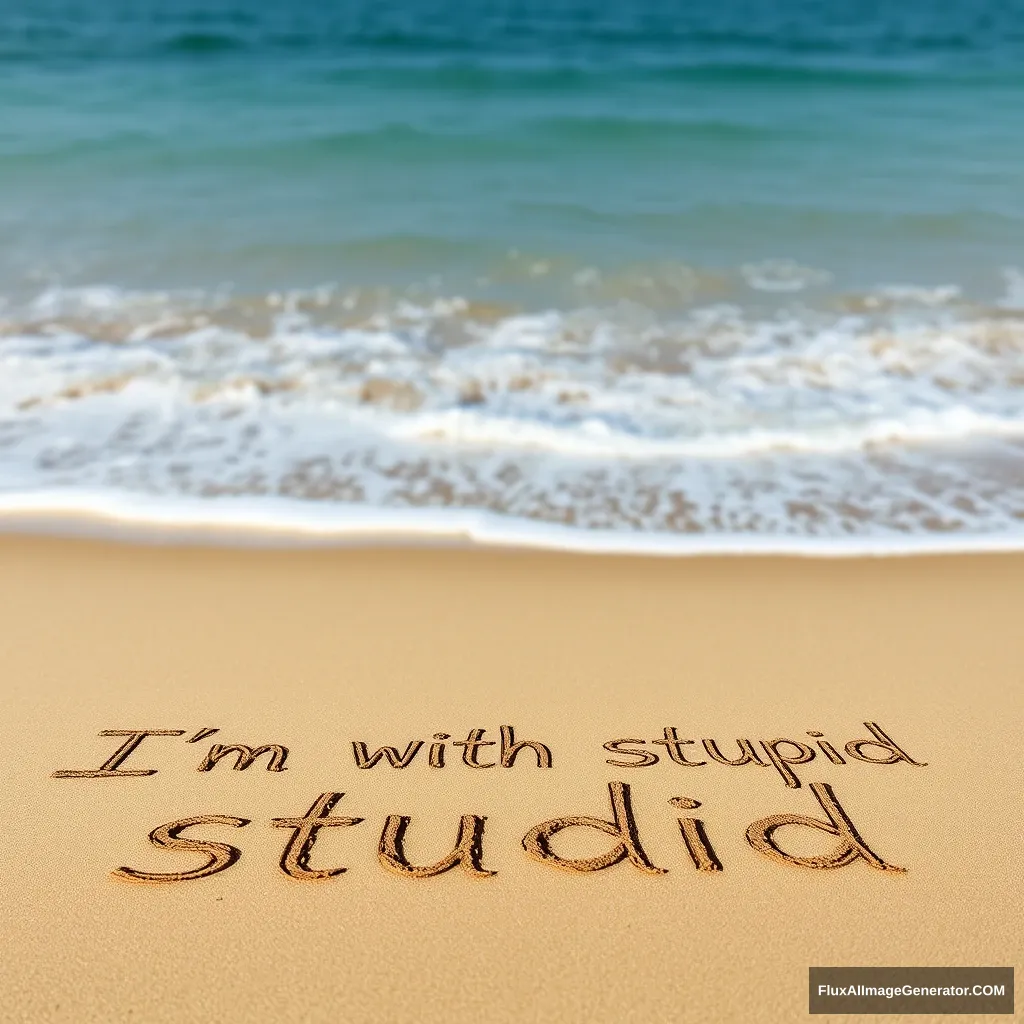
112,815,250,883
603,739,659,768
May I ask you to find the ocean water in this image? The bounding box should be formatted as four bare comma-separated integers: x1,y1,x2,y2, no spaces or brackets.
1,0,1023,550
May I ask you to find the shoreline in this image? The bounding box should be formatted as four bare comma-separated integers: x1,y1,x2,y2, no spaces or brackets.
2,489,1023,556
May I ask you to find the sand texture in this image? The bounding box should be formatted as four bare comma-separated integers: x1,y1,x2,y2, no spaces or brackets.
1,537,1021,1022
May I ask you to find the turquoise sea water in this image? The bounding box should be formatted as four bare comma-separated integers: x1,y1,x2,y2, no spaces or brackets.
1,0,1023,547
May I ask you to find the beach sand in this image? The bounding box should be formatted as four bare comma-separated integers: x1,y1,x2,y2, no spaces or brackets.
1,536,1020,1022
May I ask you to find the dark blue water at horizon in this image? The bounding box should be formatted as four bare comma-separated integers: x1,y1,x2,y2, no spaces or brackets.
1,0,1023,299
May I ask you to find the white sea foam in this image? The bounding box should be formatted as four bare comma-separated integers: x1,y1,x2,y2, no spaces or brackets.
740,259,833,293
1,282,1022,549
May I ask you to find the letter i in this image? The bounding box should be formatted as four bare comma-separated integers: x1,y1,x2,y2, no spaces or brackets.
807,731,846,764
669,797,723,872
429,734,450,769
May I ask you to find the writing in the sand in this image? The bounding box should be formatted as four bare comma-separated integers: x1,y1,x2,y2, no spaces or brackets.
51,721,927,883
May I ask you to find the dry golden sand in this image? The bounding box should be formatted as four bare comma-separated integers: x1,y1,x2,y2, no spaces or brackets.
0,536,1021,1022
